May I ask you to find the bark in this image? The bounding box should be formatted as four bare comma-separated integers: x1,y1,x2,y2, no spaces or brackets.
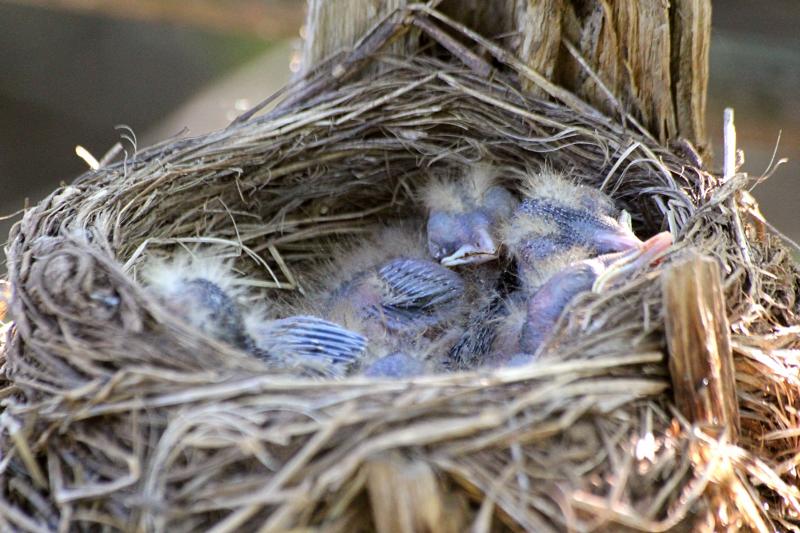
662,254,740,443
303,0,711,153
302,0,410,70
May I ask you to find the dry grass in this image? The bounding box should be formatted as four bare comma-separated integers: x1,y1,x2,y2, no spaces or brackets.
0,11,798,531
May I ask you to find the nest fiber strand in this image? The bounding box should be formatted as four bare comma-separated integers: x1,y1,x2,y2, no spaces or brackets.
1,36,799,533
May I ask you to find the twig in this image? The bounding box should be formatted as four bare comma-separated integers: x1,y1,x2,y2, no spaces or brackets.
723,108,736,181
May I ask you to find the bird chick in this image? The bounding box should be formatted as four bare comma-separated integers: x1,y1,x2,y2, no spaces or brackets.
423,164,518,267
313,224,467,374
499,231,673,362
502,170,643,292
142,254,252,350
144,254,366,376
421,165,518,369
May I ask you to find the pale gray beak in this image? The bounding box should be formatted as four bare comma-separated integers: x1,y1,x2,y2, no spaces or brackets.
440,227,498,266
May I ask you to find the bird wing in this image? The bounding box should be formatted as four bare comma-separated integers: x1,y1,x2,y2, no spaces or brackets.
261,315,367,375
376,258,464,328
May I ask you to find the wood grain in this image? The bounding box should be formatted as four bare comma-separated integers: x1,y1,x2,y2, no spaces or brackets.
302,0,711,153
662,253,740,442
303,0,411,72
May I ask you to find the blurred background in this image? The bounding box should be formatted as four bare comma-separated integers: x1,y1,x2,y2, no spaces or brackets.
1,0,798,268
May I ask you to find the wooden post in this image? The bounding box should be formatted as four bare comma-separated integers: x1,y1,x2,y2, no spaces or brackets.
302,0,711,154
662,254,740,442
303,0,412,71
366,455,464,533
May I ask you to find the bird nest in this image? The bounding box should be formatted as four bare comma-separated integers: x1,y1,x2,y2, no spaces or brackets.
2,13,800,533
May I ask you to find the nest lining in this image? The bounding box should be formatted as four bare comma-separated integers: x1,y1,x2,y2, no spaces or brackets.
0,50,798,532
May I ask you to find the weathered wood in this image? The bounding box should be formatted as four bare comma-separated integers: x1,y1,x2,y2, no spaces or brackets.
366,455,463,533
512,0,564,97
671,0,711,150
507,0,711,151
303,0,412,71
0,281,8,323
662,254,740,442
614,0,676,141
302,0,711,153
440,0,517,44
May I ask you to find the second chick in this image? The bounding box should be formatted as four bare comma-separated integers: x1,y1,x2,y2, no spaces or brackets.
312,224,467,377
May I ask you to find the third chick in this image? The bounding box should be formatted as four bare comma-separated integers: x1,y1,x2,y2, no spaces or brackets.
314,224,467,377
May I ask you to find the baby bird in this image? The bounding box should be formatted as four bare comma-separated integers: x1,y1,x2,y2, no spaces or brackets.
142,254,252,350
423,164,518,369
313,224,466,377
515,231,672,357
423,164,518,267
143,254,366,376
502,170,643,293
457,170,671,368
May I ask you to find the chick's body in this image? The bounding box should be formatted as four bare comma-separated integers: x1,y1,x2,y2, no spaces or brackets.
143,255,252,350
503,171,642,292
443,263,516,371
312,224,467,377
513,233,672,359
143,254,366,376
478,170,672,365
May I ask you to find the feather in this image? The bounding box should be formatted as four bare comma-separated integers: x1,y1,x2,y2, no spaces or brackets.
247,314,367,376
142,254,251,349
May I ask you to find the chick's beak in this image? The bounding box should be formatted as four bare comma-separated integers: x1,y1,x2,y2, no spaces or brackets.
592,226,643,253
592,231,673,291
634,231,673,265
440,226,498,266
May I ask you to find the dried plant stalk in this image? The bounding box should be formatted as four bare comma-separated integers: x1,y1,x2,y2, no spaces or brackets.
366,454,464,533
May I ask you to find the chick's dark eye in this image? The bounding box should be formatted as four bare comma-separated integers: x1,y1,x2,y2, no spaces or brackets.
435,241,460,261
427,240,445,259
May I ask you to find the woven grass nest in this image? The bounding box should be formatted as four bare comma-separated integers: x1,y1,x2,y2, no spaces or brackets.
2,12,800,533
